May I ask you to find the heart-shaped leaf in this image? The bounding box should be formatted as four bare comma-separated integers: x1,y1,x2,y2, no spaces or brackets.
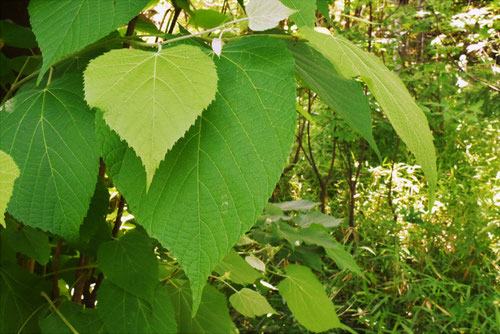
84,45,218,188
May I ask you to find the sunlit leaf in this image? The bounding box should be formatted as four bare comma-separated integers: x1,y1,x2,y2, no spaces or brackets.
84,45,218,188
247,0,296,31
230,288,276,317
0,151,19,228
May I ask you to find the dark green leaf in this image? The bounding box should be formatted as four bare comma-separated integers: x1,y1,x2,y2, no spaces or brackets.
0,20,37,49
97,229,158,299
4,219,50,264
28,0,150,82
0,74,100,241
97,281,176,334
168,278,238,333
39,301,104,334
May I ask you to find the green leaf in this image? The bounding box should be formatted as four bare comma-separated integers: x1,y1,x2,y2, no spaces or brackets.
191,9,231,29
324,241,363,276
168,279,237,333
294,211,342,229
301,28,437,200
39,301,104,334
28,0,150,82
97,281,176,334
96,36,297,312
230,288,276,318
0,20,37,49
0,74,100,241
247,0,296,31
0,151,19,228
0,264,48,333
280,0,316,28
287,40,380,157
275,199,319,211
3,219,51,264
316,0,333,25
214,249,261,285
278,264,341,332
97,229,158,300
84,45,218,188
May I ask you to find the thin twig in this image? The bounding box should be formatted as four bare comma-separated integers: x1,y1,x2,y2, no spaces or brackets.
41,292,79,334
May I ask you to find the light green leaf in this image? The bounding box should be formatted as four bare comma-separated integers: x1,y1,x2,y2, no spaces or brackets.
28,0,150,82
97,229,158,300
280,0,316,28
98,281,177,334
39,302,104,334
287,40,380,157
168,279,238,333
245,254,266,272
294,211,342,229
191,9,231,29
0,264,48,333
301,28,437,200
0,151,19,228
0,74,100,241
214,249,261,285
84,45,218,188
278,264,341,332
247,0,296,31
230,288,276,318
3,220,51,264
275,199,319,211
96,36,296,313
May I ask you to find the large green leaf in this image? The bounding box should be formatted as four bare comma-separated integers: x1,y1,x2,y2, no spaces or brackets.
97,229,159,300
214,249,261,285
96,36,296,312
281,0,316,28
287,40,380,157
0,74,100,240
28,0,150,82
97,281,177,334
0,151,19,228
168,278,238,333
278,264,341,332
229,288,276,318
0,20,37,49
39,302,104,334
301,28,437,199
84,45,218,187
0,264,48,333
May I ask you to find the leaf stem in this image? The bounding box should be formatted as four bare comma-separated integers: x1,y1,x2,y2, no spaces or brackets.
41,291,79,334
210,275,239,293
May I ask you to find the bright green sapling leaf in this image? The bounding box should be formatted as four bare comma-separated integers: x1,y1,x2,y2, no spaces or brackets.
96,36,297,312
301,28,437,200
0,264,48,333
168,279,238,333
287,40,380,157
247,0,296,31
84,45,218,188
0,151,19,228
39,301,104,334
97,281,176,334
3,219,51,264
278,264,341,332
28,0,150,83
230,288,277,318
280,0,316,28
0,74,100,241
214,249,261,285
97,229,159,300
